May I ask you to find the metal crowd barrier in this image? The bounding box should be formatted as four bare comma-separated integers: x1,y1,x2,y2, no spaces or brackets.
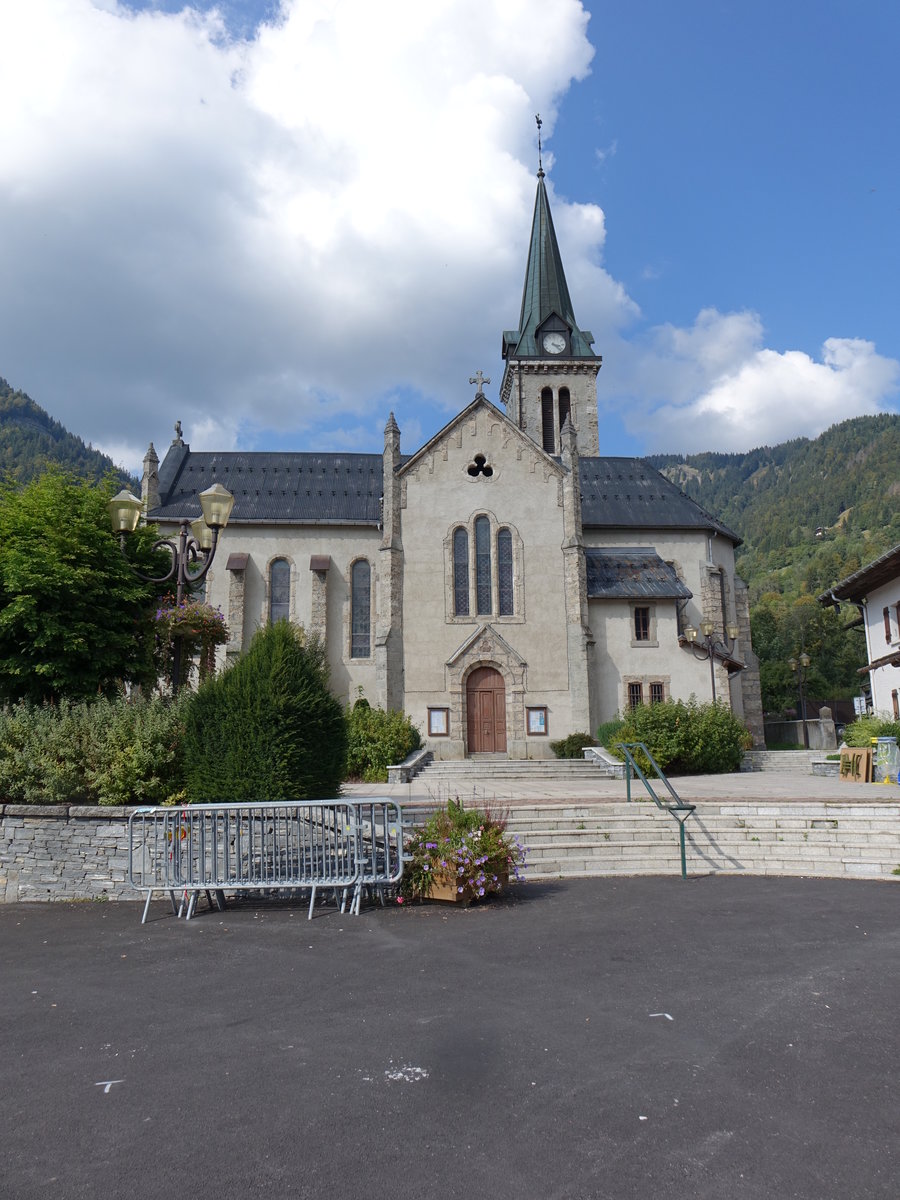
128,800,404,923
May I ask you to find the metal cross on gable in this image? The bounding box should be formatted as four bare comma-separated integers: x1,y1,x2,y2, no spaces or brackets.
468,370,490,396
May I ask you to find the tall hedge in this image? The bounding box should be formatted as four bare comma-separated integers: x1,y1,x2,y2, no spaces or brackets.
181,621,346,802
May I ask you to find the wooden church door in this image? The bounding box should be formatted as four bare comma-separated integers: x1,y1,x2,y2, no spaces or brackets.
466,666,507,754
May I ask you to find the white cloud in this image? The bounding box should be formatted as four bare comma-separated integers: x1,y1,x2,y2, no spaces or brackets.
0,2,896,472
613,309,900,453
0,0,609,472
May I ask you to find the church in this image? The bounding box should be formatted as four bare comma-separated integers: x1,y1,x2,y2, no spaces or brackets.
141,164,764,757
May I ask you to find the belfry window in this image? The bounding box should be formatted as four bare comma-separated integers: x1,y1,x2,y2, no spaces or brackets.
269,558,291,623
453,527,469,616
558,387,571,431
475,516,492,615
350,559,371,658
541,388,555,453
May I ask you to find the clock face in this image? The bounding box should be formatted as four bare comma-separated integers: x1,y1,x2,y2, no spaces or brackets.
542,331,567,354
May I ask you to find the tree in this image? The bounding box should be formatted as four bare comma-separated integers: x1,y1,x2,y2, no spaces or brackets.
180,620,347,803
0,471,164,703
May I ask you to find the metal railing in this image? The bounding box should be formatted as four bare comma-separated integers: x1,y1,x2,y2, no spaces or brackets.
616,743,696,879
128,799,404,922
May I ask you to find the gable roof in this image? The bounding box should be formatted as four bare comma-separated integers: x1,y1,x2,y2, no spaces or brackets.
585,549,693,600
502,174,597,360
818,542,900,606
397,393,563,478
579,457,740,541
148,432,739,543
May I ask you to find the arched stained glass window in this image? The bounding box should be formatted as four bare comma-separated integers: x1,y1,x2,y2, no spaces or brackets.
541,388,555,453
269,558,290,623
475,516,492,615
497,528,513,616
453,527,469,616
351,560,371,658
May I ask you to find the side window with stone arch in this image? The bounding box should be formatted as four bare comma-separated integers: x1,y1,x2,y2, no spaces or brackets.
350,559,371,658
453,527,470,616
269,557,291,623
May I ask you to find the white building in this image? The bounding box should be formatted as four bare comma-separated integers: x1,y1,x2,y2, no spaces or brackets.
143,168,764,755
820,543,900,718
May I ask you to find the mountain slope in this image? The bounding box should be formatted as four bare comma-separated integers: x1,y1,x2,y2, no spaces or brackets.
0,378,136,489
647,413,900,600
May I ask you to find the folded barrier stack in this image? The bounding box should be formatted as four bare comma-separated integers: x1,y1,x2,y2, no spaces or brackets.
128,799,404,923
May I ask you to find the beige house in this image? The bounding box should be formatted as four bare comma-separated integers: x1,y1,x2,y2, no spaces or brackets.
143,170,764,756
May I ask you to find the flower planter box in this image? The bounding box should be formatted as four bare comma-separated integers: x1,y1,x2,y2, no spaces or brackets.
427,867,509,905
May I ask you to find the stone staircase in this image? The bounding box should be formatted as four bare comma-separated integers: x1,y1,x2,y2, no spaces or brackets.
417,758,618,784
741,750,819,773
501,801,900,881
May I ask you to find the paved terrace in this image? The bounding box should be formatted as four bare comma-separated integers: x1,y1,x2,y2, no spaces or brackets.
343,770,900,808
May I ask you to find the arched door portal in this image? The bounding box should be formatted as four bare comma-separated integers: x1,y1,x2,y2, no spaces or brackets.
466,666,507,754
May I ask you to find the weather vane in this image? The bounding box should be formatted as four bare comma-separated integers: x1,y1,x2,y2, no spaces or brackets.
535,113,544,177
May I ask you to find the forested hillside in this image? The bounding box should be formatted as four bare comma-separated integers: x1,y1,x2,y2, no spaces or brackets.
648,414,900,713
0,378,135,488
647,413,900,601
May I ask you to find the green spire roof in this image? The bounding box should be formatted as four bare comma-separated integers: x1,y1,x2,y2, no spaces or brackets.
503,173,596,359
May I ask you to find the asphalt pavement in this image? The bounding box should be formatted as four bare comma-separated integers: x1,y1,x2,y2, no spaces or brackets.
2,876,898,1200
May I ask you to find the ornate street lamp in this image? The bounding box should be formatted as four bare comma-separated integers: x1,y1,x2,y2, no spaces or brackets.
683,618,740,703
110,483,234,690
788,651,812,749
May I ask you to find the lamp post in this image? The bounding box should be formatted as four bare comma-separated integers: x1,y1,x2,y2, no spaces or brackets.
788,652,812,749
110,483,234,691
683,618,740,703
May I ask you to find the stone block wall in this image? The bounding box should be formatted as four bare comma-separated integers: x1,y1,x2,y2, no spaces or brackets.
0,805,136,902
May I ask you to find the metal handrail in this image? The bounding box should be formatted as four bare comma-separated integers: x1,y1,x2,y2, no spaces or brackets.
616,742,695,879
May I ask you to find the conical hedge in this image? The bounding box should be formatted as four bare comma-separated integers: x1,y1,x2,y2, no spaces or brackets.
181,621,346,803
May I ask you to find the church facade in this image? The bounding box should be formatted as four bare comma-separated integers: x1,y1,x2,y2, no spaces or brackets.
143,171,764,756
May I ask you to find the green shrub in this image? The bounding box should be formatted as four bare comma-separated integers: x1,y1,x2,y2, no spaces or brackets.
181,621,346,802
612,698,748,775
345,698,421,782
595,718,625,748
0,694,189,805
843,715,900,747
549,731,597,759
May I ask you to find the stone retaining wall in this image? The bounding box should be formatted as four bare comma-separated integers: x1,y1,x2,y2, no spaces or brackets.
0,805,136,902
2,799,898,901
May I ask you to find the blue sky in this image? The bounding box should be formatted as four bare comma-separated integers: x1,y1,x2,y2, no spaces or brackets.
0,1,897,472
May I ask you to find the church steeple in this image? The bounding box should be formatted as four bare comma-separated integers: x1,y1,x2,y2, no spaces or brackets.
510,173,583,356
500,127,602,456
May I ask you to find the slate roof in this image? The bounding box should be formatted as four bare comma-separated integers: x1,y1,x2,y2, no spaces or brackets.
502,174,597,360
579,457,740,541
585,549,693,600
149,445,738,543
151,449,387,525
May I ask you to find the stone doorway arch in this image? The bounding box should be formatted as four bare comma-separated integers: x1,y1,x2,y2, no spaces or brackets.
466,665,507,754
